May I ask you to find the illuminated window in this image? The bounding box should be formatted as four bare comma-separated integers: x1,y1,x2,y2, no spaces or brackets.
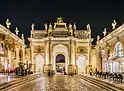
114,42,123,57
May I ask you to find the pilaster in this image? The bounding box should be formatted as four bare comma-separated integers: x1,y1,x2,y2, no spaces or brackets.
73,41,78,74
15,47,19,68
43,39,53,73
49,38,51,64
22,45,25,63
30,43,35,72
68,39,73,75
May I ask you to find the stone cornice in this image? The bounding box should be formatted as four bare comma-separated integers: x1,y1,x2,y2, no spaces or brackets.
0,24,24,45
98,24,124,46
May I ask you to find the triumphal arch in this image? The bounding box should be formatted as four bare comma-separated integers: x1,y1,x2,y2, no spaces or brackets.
29,18,93,74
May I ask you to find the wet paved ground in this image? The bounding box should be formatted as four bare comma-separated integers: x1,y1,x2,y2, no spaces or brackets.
8,74,105,91
0,73,19,85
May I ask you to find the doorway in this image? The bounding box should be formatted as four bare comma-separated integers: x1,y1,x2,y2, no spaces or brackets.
77,55,86,74
56,54,65,73
35,54,44,73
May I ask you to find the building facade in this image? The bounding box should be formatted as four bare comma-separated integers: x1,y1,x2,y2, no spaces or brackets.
29,18,93,74
0,21,25,72
95,22,124,73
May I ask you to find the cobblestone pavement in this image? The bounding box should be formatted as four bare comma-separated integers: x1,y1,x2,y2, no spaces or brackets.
8,74,106,91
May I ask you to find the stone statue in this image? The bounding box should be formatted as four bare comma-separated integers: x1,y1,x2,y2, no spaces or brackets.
69,23,73,35
57,17,63,23
112,20,117,30
49,23,52,29
69,23,72,29
103,28,107,36
31,23,35,30
73,23,76,30
44,23,48,30
97,35,100,41
6,19,11,29
86,24,91,31
21,33,24,40
48,23,52,34
15,27,19,35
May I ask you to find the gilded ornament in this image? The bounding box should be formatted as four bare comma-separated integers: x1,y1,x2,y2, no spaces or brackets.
57,17,64,23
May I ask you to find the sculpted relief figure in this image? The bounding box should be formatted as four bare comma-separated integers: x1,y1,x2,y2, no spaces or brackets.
6,19,11,29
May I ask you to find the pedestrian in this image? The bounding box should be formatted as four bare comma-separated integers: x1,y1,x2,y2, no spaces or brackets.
89,68,92,76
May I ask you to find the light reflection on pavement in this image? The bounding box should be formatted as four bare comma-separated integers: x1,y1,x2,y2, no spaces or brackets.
0,74,18,85
9,74,106,91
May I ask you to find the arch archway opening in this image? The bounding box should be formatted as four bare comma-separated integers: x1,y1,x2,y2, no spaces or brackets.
56,54,65,73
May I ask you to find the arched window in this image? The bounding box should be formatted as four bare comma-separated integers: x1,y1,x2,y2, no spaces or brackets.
114,42,123,57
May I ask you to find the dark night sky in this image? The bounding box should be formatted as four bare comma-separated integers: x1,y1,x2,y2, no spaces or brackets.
0,0,124,44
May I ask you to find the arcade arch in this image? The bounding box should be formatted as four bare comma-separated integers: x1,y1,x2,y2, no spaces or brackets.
56,54,65,73
52,44,68,74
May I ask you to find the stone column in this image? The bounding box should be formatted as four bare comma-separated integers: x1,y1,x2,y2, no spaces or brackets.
43,38,52,73
86,39,91,74
30,44,35,72
111,43,116,73
88,41,90,66
103,44,109,72
22,45,25,63
49,38,51,64
43,41,48,73
96,46,101,72
48,38,52,70
7,48,12,71
74,42,77,65
74,42,78,74
68,39,73,75
44,41,46,65
69,39,72,64
15,47,19,68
